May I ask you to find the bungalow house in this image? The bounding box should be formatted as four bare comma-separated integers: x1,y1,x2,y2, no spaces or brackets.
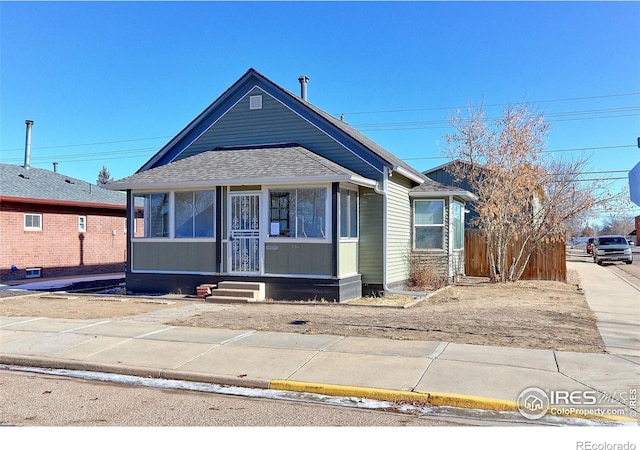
0,161,136,281
107,68,475,301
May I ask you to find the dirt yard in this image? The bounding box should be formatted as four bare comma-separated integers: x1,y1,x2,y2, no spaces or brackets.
0,269,605,353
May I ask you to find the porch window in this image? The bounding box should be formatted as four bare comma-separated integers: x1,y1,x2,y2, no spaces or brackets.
340,189,358,239
175,191,215,238
135,191,215,239
269,188,327,239
453,201,464,250
413,199,445,250
137,193,169,238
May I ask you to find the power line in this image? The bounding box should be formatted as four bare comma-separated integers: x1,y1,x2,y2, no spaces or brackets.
401,144,637,161
334,92,640,116
1,136,172,153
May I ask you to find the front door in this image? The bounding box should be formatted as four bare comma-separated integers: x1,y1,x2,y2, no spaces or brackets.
229,193,261,273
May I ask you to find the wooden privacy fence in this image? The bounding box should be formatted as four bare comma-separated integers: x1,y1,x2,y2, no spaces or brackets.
464,229,567,282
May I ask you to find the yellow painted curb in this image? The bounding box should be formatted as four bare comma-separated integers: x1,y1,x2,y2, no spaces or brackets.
269,380,637,423
269,380,430,404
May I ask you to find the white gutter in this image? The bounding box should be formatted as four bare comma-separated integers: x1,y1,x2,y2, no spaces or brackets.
392,165,426,184
410,190,478,202
106,174,377,192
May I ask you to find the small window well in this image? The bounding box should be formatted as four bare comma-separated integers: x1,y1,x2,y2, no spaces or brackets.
249,95,263,110
26,268,41,278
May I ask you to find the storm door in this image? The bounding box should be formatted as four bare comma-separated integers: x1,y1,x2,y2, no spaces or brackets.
228,193,261,273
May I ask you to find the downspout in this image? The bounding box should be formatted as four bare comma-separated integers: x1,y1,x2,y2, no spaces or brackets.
375,168,426,297
448,195,454,280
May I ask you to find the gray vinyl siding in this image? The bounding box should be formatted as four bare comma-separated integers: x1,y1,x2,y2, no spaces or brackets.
132,241,216,272
387,176,412,285
264,243,332,275
176,88,382,181
358,187,383,284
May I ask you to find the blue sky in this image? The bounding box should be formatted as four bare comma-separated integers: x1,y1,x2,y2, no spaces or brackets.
1,1,639,221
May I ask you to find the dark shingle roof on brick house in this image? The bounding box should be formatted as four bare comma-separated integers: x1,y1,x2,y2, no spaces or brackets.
0,163,126,207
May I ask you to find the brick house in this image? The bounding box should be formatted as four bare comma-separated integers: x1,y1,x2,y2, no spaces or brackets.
0,163,140,281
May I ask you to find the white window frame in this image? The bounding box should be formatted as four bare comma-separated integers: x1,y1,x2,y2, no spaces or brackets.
24,213,42,231
132,190,216,241
413,199,446,251
174,190,216,239
26,267,42,278
452,201,465,250
266,186,331,243
339,189,359,241
78,215,87,232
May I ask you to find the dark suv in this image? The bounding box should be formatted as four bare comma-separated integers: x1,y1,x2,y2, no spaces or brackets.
592,235,633,265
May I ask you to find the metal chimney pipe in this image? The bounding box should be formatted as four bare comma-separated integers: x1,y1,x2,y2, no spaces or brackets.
53,162,58,173
24,120,34,170
298,75,309,101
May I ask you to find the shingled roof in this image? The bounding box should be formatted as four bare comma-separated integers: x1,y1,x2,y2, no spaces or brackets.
410,176,477,201
137,68,427,184
0,163,126,207
108,143,377,190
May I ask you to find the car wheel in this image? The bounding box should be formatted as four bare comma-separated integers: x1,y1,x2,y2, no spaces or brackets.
596,258,603,265
625,260,633,265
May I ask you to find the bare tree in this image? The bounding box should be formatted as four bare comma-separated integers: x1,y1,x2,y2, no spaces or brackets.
599,215,635,236
444,102,614,282
97,165,114,185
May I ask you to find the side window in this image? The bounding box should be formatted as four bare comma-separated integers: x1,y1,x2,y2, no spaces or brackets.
78,216,87,232
413,199,445,250
340,189,359,239
24,213,42,231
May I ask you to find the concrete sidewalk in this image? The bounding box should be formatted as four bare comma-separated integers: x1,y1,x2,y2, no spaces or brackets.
0,264,638,424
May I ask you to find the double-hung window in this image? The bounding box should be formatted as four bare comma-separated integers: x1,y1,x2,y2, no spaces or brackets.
339,189,358,239
269,188,327,239
413,199,445,250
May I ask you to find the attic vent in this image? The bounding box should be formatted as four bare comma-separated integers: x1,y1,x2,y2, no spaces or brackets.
19,173,29,179
65,179,74,184
249,95,263,110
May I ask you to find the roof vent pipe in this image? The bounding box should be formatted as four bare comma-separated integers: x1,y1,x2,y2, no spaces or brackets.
53,162,58,173
24,120,34,170
298,75,309,101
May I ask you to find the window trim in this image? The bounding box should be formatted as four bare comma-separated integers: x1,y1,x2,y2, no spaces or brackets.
24,213,42,231
452,201,464,250
339,188,359,241
132,190,216,240
26,267,42,278
266,186,331,242
78,215,87,232
413,199,446,251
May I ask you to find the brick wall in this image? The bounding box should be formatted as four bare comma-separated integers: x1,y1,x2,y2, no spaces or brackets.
0,200,137,281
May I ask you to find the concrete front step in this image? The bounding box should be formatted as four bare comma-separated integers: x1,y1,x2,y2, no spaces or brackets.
205,295,261,304
212,288,258,299
205,281,266,303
